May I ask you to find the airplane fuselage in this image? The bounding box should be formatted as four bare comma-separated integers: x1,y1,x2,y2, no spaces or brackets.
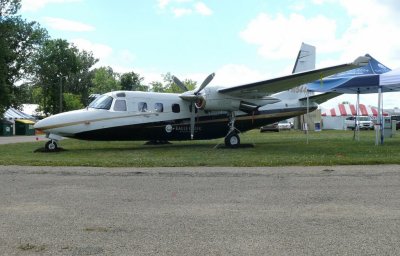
34,90,315,142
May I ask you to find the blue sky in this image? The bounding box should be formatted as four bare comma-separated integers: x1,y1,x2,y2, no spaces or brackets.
20,0,400,109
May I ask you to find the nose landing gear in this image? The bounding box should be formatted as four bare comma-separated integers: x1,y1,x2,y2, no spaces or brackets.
45,140,58,152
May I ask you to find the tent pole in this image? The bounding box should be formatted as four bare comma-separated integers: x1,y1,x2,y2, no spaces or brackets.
376,86,382,145
380,88,384,144
306,90,309,144
353,91,360,141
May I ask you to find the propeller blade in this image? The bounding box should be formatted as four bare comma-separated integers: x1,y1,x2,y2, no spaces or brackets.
195,72,215,94
172,76,189,92
190,103,195,139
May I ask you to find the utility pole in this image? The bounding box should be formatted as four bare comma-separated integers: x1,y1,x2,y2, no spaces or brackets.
59,75,67,113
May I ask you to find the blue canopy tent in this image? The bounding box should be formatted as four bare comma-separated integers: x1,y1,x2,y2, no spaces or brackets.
306,55,400,144
307,54,391,93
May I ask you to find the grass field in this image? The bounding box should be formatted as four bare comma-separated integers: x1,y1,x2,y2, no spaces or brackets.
0,130,399,167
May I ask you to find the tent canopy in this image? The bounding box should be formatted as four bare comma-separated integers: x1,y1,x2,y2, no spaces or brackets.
306,54,400,94
3,108,34,120
321,103,388,117
380,68,400,89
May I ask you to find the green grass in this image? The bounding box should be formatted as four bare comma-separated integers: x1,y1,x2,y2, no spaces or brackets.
1,130,399,167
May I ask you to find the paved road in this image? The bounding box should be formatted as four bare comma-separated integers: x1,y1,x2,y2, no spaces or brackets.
1,165,400,255
0,135,46,144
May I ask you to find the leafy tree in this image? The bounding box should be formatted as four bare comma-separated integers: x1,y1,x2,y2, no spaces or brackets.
64,49,98,106
90,66,121,94
33,39,97,115
120,71,148,91
149,81,165,92
162,72,180,93
181,78,197,91
0,0,20,16
63,93,84,111
161,72,197,93
0,0,48,115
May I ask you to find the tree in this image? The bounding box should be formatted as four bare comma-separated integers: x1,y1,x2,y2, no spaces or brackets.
120,71,147,91
0,0,21,16
161,72,197,93
149,81,165,92
162,72,181,93
63,93,84,111
90,66,121,94
64,49,98,106
181,78,197,91
33,39,96,115
0,0,48,115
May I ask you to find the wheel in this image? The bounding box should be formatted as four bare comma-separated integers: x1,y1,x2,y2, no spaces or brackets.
45,140,58,152
224,132,240,148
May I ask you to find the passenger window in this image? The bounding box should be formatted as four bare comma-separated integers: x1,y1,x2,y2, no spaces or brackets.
172,104,180,113
113,100,127,111
154,103,163,112
138,102,148,112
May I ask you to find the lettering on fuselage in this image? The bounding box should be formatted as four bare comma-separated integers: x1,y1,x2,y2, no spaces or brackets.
289,85,308,93
165,124,202,133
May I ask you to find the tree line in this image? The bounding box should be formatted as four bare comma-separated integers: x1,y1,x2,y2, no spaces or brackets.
0,0,196,116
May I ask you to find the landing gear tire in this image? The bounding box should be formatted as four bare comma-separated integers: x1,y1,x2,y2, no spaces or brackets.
45,140,58,152
225,132,240,148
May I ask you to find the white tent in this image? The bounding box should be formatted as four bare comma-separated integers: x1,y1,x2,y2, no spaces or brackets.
380,68,400,89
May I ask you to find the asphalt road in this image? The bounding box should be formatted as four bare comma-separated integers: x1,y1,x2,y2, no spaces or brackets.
1,165,400,255
0,135,46,144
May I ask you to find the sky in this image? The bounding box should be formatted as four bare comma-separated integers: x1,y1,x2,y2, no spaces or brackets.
20,0,400,109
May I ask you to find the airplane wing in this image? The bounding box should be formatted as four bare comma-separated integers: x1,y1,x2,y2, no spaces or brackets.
218,56,369,98
299,92,342,104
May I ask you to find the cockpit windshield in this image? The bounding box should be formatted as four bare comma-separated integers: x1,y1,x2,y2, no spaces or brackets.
88,95,113,110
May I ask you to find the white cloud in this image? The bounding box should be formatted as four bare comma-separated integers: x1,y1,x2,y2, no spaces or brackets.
71,38,113,61
157,0,192,10
71,39,139,75
211,64,270,87
21,0,81,12
195,2,212,16
117,50,135,64
336,0,400,69
240,13,338,60
172,8,193,17
237,0,400,109
157,0,171,9
42,17,95,32
289,1,306,11
157,0,212,17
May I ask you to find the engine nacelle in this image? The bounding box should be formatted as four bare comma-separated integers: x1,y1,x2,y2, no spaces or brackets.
195,95,241,111
194,87,280,112
180,87,281,112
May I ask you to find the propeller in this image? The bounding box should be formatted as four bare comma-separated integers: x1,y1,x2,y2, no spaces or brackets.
173,73,215,139
172,76,189,92
194,73,215,94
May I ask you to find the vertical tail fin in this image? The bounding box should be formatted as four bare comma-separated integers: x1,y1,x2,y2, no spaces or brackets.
288,43,316,94
292,43,316,74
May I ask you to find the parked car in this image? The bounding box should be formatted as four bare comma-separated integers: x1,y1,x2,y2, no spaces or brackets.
260,120,291,132
260,122,279,132
391,115,400,130
277,120,291,130
345,116,374,130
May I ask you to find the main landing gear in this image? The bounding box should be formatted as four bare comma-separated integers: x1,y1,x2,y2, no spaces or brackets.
224,112,240,148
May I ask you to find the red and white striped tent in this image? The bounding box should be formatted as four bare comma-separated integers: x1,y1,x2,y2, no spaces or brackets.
321,103,388,117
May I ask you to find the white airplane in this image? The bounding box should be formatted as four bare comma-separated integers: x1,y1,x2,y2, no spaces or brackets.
34,43,369,151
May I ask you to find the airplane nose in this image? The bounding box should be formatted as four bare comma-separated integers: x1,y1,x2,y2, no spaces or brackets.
33,119,43,129
33,118,51,131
